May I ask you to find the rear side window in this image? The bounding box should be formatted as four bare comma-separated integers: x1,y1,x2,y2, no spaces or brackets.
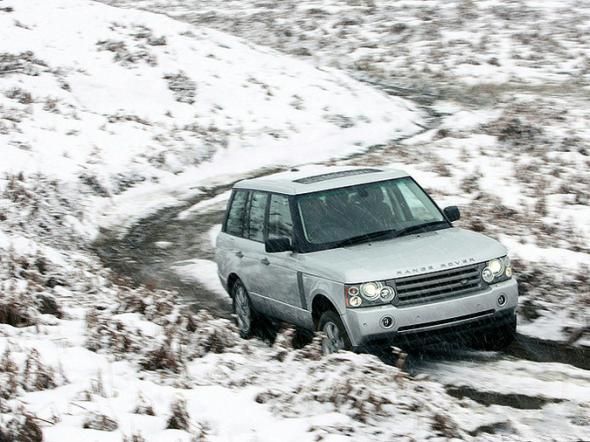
246,191,268,242
225,190,248,237
268,194,293,241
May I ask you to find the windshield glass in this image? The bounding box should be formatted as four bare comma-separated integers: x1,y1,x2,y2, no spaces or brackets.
296,177,447,249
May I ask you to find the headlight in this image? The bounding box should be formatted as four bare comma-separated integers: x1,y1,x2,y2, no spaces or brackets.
482,256,512,284
359,282,383,300
346,281,397,308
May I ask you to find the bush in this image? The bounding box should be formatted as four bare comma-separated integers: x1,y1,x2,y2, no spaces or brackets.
83,412,118,431
21,349,57,393
0,51,46,77
85,308,143,356
0,295,35,327
139,340,180,373
166,398,190,431
163,72,196,104
0,411,43,442
0,348,19,399
133,394,155,416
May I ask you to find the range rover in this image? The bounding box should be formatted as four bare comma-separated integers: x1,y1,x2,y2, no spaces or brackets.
215,167,518,354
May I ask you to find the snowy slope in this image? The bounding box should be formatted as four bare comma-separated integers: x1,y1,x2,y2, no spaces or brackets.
104,0,590,89
0,0,423,236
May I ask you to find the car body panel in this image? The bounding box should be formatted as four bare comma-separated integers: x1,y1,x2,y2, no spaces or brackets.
294,227,506,283
342,278,518,347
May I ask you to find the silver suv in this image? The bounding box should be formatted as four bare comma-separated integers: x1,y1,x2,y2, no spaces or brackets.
215,167,518,353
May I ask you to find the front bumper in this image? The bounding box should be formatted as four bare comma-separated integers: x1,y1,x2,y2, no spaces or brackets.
343,278,518,348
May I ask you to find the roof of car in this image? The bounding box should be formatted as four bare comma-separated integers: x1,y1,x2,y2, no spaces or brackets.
233,166,410,195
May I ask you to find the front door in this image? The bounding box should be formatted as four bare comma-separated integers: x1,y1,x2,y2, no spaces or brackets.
260,194,307,326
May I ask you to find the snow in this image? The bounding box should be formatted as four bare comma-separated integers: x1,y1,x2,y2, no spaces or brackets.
172,258,228,301
1,0,589,440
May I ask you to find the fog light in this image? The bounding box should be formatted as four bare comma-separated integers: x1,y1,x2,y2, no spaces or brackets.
505,266,513,278
380,316,394,329
497,295,506,306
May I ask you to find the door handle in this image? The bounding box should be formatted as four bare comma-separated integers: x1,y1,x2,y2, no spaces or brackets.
260,257,270,266
235,251,244,258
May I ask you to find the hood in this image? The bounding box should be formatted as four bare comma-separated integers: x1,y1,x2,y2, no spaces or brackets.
299,227,507,283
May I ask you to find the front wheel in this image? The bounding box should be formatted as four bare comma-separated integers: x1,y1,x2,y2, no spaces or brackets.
318,311,352,355
232,280,257,339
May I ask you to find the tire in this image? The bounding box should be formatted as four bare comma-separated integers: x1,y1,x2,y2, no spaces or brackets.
232,279,257,339
318,310,352,354
471,316,516,351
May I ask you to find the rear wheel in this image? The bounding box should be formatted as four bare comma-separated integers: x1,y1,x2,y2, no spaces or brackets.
471,315,516,351
318,311,352,354
232,280,256,338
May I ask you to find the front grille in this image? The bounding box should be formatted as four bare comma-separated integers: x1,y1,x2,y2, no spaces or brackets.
392,263,484,307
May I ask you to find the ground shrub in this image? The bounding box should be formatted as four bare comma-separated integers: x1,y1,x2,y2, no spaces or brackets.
163,72,196,104
0,411,43,442
0,349,19,400
139,340,180,373
133,395,155,416
166,398,190,431
0,296,35,327
85,308,143,356
0,51,46,77
83,412,118,431
21,349,57,393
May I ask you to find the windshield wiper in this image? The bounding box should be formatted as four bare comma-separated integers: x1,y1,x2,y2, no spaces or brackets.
391,220,450,238
333,229,397,248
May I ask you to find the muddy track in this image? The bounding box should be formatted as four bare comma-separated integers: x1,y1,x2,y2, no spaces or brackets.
94,184,233,317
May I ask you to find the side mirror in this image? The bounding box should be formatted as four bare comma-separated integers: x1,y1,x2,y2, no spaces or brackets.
444,206,460,222
265,237,292,253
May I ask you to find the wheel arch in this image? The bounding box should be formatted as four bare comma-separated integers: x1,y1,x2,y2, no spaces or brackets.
227,273,241,297
311,293,338,329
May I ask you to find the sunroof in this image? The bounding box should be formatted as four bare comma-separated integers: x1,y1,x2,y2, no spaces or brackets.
293,168,382,184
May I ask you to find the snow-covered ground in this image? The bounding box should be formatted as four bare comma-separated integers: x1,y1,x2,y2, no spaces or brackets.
103,0,590,345
1,0,589,440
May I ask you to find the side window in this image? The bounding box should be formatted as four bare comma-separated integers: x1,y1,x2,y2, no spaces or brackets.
268,194,293,241
225,190,248,237
246,191,268,242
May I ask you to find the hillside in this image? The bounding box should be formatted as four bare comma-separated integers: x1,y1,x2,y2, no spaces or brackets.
0,1,589,441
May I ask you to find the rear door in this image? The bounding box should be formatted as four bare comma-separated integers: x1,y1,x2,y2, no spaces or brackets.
216,189,250,292
239,190,272,314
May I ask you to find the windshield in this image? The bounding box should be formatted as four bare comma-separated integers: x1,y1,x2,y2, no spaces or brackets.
296,177,448,250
